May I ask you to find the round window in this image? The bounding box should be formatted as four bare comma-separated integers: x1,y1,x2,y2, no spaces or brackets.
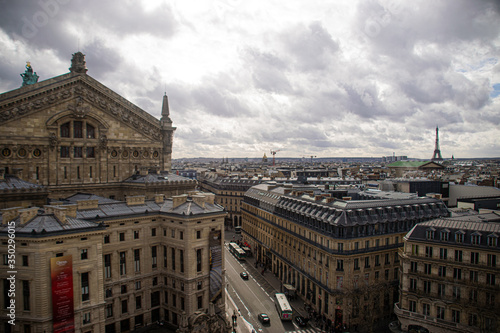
122,150,129,158
18,148,27,157
133,150,139,158
33,148,42,157
111,150,118,158
1,148,11,157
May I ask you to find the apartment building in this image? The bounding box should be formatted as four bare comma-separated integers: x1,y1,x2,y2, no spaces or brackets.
0,192,228,333
241,183,449,332
200,175,262,227
396,217,500,333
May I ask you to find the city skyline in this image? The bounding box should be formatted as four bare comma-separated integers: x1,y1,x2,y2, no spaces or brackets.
1,0,499,160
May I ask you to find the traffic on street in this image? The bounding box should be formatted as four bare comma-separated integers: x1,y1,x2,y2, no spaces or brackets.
225,231,320,333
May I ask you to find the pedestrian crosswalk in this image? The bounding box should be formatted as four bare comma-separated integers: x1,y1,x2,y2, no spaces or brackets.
282,328,319,333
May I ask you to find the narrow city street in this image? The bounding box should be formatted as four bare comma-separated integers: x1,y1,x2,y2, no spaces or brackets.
225,229,323,333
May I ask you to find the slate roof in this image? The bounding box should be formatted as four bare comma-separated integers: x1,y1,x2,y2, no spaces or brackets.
63,193,120,204
0,194,224,237
0,213,104,236
0,175,46,191
74,198,224,221
406,218,500,250
123,173,193,183
245,184,449,228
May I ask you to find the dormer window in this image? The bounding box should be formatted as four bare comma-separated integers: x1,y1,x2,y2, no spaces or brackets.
440,229,450,241
455,230,465,243
471,232,481,245
426,228,436,240
487,234,498,247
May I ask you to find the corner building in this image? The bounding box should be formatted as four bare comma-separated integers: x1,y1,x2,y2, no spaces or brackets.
0,192,229,333
396,217,500,332
241,183,449,332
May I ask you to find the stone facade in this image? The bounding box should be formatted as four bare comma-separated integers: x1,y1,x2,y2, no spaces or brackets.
396,217,500,333
0,52,179,199
0,192,229,333
199,174,263,228
241,183,450,332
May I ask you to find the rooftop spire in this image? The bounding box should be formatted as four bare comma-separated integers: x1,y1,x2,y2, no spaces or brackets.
162,93,170,118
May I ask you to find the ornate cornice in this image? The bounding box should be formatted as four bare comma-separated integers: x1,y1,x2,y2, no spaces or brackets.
0,74,163,141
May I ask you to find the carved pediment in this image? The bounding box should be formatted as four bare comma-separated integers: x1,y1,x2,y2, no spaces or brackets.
0,75,162,140
1,86,73,122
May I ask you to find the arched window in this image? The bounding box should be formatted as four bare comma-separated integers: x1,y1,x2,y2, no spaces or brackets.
58,119,98,159
87,124,95,138
60,122,70,137
74,121,83,138
59,120,97,139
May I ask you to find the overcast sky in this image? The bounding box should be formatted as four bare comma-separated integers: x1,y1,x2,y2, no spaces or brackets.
1,0,499,159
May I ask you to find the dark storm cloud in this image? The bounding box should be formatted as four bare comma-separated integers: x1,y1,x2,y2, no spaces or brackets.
0,61,25,91
0,0,75,56
79,1,177,36
0,0,177,59
84,40,123,79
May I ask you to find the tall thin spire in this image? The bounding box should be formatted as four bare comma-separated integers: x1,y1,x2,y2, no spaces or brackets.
161,93,170,118
431,126,443,162
159,93,176,172
161,93,172,125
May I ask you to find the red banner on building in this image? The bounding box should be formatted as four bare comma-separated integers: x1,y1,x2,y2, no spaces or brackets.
50,255,75,333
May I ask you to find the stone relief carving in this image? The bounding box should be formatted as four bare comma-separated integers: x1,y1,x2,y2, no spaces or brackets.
1,88,73,121
49,133,58,150
68,96,90,118
1,82,162,139
99,134,108,150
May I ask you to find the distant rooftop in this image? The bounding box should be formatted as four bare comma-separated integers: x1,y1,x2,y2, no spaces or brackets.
0,174,45,191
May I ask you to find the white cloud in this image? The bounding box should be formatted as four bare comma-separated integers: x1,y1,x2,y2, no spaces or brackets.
0,0,499,159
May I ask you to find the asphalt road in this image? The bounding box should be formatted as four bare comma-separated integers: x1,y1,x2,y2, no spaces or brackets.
225,243,313,333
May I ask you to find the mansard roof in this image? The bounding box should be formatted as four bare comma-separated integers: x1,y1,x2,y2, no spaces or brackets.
244,183,449,228
406,218,500,250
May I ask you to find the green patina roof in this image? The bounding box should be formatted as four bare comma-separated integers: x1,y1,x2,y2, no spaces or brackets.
387,161,430,167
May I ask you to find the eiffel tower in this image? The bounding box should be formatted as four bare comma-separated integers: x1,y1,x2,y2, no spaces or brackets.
431,126,443,162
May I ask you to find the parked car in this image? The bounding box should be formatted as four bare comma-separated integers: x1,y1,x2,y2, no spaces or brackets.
240,271,249,280
258,313,270,324
295,316,307,327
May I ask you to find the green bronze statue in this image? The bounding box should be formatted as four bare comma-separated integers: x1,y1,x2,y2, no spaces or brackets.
20,62,39,86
